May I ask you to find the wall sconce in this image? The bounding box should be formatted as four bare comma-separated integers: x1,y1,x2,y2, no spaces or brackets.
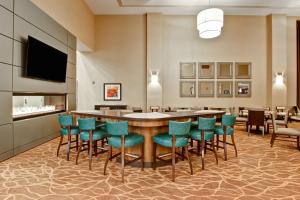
150,70,159,84
275,72,284,85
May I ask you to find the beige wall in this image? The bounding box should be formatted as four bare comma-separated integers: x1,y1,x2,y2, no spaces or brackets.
77,14,299,110
31,0,95,51
77,15,147,110
162,15,268,108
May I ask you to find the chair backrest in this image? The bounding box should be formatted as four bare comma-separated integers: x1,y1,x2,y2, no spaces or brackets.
58,114,73,127
198,117,216,131
248,110,265,126
106,121,128,136
168,120,191,136
222,115,236,126
78,118,96,131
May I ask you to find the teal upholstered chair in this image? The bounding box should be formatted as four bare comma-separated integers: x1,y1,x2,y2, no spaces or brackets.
152,120,193,182
103,121,144,183
215,115,237,161
76,118,107,170
190,117,218,170
57,114,79,161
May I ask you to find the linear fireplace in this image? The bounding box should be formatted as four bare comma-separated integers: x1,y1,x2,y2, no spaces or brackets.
13,93,66,121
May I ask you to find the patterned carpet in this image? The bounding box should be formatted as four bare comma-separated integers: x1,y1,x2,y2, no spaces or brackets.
0,125,300,200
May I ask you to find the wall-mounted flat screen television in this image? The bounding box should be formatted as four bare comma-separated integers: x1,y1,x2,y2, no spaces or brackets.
25,36,68,83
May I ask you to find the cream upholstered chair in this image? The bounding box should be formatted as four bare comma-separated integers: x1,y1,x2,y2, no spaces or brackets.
267,110,289,133
270,113,300,150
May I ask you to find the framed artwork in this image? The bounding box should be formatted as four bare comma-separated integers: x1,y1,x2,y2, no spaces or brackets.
217,62,233,79
180,81,196,97
103,83,122,101
236,81,251,97
180,62,196,79
235,62,252,79
198,62,215,79
217,81,233,97
198,81,215,97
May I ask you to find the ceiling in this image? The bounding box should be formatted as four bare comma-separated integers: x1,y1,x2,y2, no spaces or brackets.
84,0,300,16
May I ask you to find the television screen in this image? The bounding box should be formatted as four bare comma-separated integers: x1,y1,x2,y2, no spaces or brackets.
26,36,68,83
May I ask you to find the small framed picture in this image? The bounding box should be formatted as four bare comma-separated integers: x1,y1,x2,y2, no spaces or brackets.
198,81,215,97
103,83,122,101
236,81,251,97
217,62,233,79
217,81,233,97
180,81,196,97
180,62,196,79
198,62,215,79
235,62,252,79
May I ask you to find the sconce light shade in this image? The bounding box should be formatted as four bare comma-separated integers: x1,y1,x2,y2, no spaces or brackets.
275,72,284,85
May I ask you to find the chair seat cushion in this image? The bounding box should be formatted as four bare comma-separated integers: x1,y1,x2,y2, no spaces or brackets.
266,119,286,125
276,128,300,136
153,133,188,148
215,126,234,135
190,129,214,141
60,127,79,136
80,129,107,141
108,134,144,148
191,121,198,127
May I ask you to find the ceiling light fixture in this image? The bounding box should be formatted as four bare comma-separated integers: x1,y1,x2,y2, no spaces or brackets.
197,0,224,39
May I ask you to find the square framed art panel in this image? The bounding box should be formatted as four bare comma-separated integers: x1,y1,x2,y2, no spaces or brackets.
180,62,196,79
198,81,215,97
103,83,122,101
180,81,196,97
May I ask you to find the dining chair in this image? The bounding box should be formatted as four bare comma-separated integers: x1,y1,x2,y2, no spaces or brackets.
267,110,289,133
247,110,266,136
57,114,79,161
190,117,218,170
152,120,193,182
76,118,107,170
150,106,160,112
215,115,237,161
270,113,300,150
104,121,144,183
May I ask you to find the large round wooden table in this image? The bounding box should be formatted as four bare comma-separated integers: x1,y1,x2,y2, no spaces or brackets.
71,110,225,167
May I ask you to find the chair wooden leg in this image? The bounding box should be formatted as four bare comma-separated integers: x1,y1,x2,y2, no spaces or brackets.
267,124,270,134
76,140,83,165
223,134,227,161
204,141,207,154
216,134,219,150
231,134,238,157
76,134,79,151
211,138,218,165
270,133,276,147
297,136,300,149
121,136,125,183
141,143,144,171
185,146,193,175
153,142,157,170
66,134,71,161
262,127,265,137
57,136,63,157
171,143,176,182
94,141,98,157
197,140,200,156
89,139,93,170
104,146,111,175
200,138,205,170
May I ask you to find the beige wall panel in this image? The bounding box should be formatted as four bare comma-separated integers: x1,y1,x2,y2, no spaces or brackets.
67,77,76,94
0,34,12,64
67,94,76,111
162,15,267,108
68,48,76,64
13,113,60,148
0,124,13,155
13,66,67,93
0,92,12,125
67,62,76,78
14,15,67,53
67,32,77,50
0,63,12,91
0,5,13,37
14,0,68,44
13,40,26,67
0,0,13,11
